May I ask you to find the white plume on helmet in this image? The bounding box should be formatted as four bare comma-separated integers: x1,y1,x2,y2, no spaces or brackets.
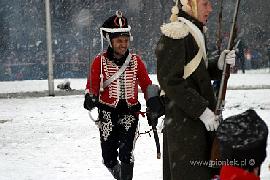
170,0,198,22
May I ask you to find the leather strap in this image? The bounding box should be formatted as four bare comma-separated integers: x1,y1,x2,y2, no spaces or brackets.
178,17,207,79
103,53,132,88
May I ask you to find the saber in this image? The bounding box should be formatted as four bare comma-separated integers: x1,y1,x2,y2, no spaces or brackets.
88,110,96,122
152,125,161,159
88,108,100,127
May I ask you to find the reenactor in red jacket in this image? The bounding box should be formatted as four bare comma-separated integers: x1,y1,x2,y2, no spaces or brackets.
84,11,164,180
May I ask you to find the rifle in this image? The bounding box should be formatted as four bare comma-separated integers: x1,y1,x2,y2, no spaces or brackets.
211,0,223,98
216,0,223,56
211,0,242,162
215,0,241,115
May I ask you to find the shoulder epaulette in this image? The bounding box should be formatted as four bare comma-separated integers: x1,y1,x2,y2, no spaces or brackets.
160,21,189,39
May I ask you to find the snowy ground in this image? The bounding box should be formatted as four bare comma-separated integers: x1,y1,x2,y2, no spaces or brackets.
1,73,270,94
0,72,270,180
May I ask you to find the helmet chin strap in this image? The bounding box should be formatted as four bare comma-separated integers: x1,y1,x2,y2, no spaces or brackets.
105,33,113,48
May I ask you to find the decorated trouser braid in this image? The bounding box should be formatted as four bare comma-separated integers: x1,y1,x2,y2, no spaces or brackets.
98,107,138,179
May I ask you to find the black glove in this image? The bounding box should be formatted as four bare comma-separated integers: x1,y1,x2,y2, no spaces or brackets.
83,93,99,110
146,96,165,127
146,107,158,127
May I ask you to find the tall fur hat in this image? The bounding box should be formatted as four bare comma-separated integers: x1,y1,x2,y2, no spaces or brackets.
217,109,268,171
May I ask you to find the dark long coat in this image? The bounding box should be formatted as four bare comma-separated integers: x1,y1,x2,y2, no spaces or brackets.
156,12,222,180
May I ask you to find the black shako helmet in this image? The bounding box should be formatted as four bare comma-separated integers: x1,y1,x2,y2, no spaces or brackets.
100,11,132,51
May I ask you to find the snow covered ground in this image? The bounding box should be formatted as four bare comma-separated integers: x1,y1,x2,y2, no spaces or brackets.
1,73,270,94
0,72,270,180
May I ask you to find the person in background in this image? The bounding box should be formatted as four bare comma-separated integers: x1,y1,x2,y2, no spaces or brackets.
235,39,246,73
155,0,235,179
83,11,163,180
267,41,270,71
217,109,268,180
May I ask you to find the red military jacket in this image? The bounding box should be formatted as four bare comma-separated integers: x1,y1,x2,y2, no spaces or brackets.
86,51,152,108
220,165,260,180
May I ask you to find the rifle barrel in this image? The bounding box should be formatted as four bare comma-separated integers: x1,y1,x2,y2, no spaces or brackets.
215,0,241,115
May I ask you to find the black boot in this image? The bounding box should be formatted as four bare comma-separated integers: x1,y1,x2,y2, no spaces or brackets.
108,163,121,180
120,163,134,180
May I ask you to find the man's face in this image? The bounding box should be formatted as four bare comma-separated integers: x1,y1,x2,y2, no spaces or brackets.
196,0,212,25
111,36,129,58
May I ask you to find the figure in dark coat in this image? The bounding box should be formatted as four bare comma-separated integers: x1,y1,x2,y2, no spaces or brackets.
155,0,236,179
235,39,246,73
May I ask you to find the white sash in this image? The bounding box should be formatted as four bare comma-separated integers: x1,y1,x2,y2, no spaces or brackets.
103,53,132,88
178,17,208,79
178,17,207,61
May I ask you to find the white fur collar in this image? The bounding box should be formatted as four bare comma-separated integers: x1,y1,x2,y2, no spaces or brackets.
160,21,189,39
